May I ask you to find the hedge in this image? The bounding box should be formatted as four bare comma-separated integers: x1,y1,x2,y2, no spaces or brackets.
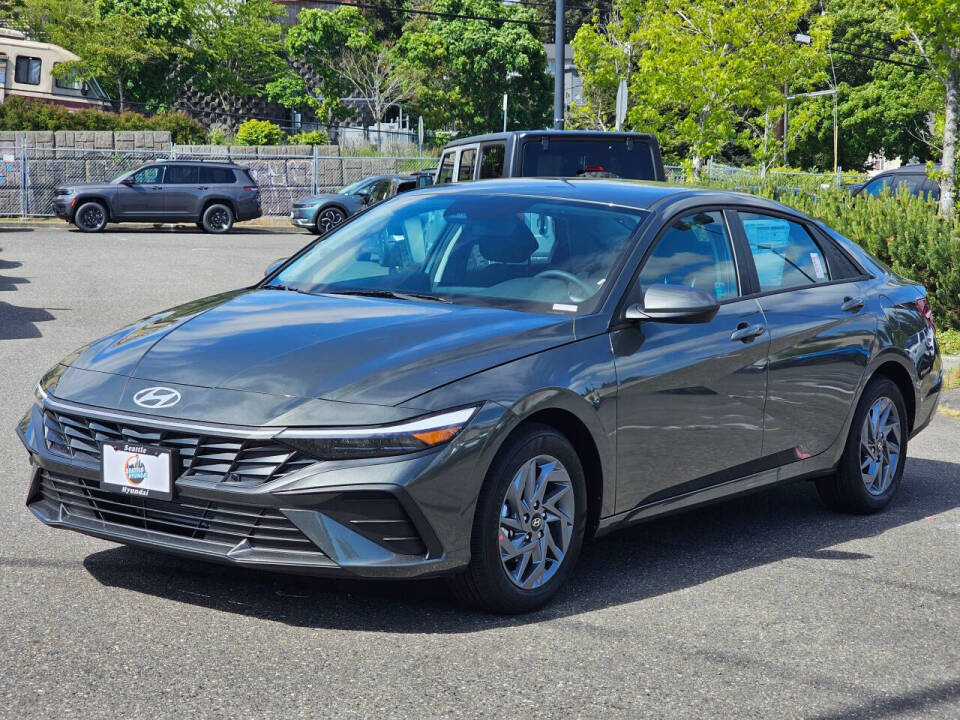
0,97,207,144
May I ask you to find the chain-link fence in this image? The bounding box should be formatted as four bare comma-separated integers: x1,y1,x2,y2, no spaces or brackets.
663,161,861,189
0,145,437,218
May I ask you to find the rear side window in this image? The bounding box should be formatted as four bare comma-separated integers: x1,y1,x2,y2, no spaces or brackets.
15,56,41,85
458,149,476,181
639,211,739,302
437,153,455,184
199,167,236,184
740,213,830,291
164,165,199,184
520,139,657,180
397,180,416,194
478,143,506,179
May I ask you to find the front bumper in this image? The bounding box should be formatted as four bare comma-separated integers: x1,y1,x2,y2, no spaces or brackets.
19,398,501,579
289,207,317,228
52,198,73,220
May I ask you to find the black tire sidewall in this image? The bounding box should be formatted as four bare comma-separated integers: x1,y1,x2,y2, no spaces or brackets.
202,204,234,233
74,202,107,232
468,425,587,612
316,206,345,235
838,377,909,512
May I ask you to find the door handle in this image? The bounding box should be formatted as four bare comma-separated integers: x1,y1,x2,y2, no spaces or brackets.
197,186,209,190
731,323,765,342
841,296,865,312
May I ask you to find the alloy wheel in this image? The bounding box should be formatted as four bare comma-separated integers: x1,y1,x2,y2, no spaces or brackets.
859,396,901,496
208,208,231,231
318,207,345,233
79,205,104,230
498,454,575,590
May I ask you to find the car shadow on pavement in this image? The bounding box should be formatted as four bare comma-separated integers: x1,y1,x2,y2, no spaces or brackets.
0,248,56,339
82,455,960,630
64,225,297,235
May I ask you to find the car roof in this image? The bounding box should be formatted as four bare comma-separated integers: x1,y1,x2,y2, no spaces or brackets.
364,174,415,181
409,177,798,214
163,161,246,168
441,130,660,149
875,163,939,175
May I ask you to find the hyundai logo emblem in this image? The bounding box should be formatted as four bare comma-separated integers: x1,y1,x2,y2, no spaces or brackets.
133,386,182,409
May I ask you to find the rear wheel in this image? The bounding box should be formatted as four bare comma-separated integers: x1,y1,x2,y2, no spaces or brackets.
201,203,234,234
816,377,908,514
450,424,586,613
315,206,346,235
73,201,108,233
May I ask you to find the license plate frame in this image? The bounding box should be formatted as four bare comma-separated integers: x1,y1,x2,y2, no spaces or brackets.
100,441,176,502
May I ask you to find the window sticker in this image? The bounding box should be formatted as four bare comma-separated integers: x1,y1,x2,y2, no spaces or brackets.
742,218,789,288
810,252,825,280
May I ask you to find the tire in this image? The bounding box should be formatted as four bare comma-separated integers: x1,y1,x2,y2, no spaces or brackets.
816,377,908,514
450,424,587,613
201,203,234,234
315,205,346,235
73,201,108,233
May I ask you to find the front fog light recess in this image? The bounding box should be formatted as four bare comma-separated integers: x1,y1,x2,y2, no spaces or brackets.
277,406,479,460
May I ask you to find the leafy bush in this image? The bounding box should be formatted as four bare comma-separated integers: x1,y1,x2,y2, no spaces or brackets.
234,119,286,146
208,128,229,145
940,329,960,356
288,129,329,146
0,97,206,144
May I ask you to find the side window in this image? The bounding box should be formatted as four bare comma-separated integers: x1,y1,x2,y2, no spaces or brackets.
53,64,82,90
522,212,556,262
396,180,416,194
437,152,455,184
894,174,927,197
130,166,163,185
15,56,41,85
862,176,890,196
740,213,830,291
458,149,477,181
199,167,236,184
478,143,505,179
368,178,393,203
638,211,739,302
163,165,199,184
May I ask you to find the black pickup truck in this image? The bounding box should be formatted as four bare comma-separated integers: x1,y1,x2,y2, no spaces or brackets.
431,130,666,185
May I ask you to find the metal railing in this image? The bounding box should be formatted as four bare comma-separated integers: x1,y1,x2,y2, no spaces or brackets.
0,145,435,218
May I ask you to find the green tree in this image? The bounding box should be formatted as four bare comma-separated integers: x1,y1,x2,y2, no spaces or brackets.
187,0,291,118
396,0,552,134
895,0,960,217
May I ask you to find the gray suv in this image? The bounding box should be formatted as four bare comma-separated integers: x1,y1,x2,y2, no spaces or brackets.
53,161,262,233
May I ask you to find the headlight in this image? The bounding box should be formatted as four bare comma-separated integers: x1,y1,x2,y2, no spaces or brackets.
35,364,66,402
277,406,479,460
34,381,47,402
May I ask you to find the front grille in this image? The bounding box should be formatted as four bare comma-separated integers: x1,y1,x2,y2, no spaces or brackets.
43,409,314,485
39,469,321,554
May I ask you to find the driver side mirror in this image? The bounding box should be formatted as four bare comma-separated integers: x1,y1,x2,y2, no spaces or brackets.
263,258,286,277
625,285,720,324
120,176,134,186
356,190,371,204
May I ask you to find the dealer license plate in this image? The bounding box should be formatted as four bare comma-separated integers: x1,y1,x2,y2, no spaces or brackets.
100,441,175,501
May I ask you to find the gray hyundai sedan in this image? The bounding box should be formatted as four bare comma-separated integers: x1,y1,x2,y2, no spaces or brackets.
18,179,942,613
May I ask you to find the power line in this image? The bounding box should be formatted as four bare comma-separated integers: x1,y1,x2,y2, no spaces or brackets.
830,42,928,71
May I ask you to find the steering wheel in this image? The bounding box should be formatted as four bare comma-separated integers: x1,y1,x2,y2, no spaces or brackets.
535,269,595,299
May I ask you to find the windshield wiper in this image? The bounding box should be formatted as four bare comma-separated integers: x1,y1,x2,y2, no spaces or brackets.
327,289,452,304
261,283,316,296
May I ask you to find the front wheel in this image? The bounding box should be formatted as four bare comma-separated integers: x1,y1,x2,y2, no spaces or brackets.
315,206,346,235
816,377,908,514
201,203,234,234
450,424,586,613
73,201,108,233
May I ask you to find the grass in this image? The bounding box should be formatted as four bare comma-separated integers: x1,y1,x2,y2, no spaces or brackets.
939,329,960,356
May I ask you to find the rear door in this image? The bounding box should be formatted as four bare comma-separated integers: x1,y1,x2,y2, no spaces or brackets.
162,164,199,217
114,165,165,219
731,209,875,461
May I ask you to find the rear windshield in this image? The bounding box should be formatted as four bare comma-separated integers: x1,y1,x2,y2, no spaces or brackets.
199,167,237,184
520,139,657,180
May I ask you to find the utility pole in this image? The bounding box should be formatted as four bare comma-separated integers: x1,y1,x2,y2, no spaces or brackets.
553,0,565,129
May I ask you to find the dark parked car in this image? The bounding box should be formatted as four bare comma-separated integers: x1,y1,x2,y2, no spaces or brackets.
290,174,416,234
434,130,666,185
53,161,262,233
21,179,941,613
850,164,941,200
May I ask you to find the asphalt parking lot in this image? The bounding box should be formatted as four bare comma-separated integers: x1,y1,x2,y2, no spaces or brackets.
1,225,958,719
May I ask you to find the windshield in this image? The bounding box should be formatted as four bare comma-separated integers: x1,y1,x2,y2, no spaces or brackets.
269,192,647,314
338,178,373,195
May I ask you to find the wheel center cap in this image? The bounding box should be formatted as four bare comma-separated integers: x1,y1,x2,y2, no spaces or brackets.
530,514,544,531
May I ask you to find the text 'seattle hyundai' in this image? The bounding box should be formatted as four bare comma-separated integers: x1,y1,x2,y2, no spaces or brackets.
19,179,942,612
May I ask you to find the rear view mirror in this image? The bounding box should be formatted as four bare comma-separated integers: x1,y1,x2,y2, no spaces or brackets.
625,285,719,324
264,258,286,277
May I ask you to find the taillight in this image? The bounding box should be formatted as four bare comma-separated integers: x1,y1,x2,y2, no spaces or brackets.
916,296,935,333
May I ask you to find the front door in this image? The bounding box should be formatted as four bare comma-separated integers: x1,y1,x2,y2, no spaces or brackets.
114,165,165,219
611,209,769,512
733,210,874,461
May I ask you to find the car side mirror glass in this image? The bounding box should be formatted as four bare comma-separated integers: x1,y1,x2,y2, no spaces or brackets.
264,258,286,277
120,176,134,186
625,285,720,324
356,190,370,204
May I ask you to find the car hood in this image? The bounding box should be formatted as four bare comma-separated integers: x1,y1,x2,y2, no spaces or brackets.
50,289,574,425
57,182,116,192
296,193,347,205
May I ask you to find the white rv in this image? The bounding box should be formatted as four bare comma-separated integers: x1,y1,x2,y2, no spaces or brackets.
0,28,109,109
